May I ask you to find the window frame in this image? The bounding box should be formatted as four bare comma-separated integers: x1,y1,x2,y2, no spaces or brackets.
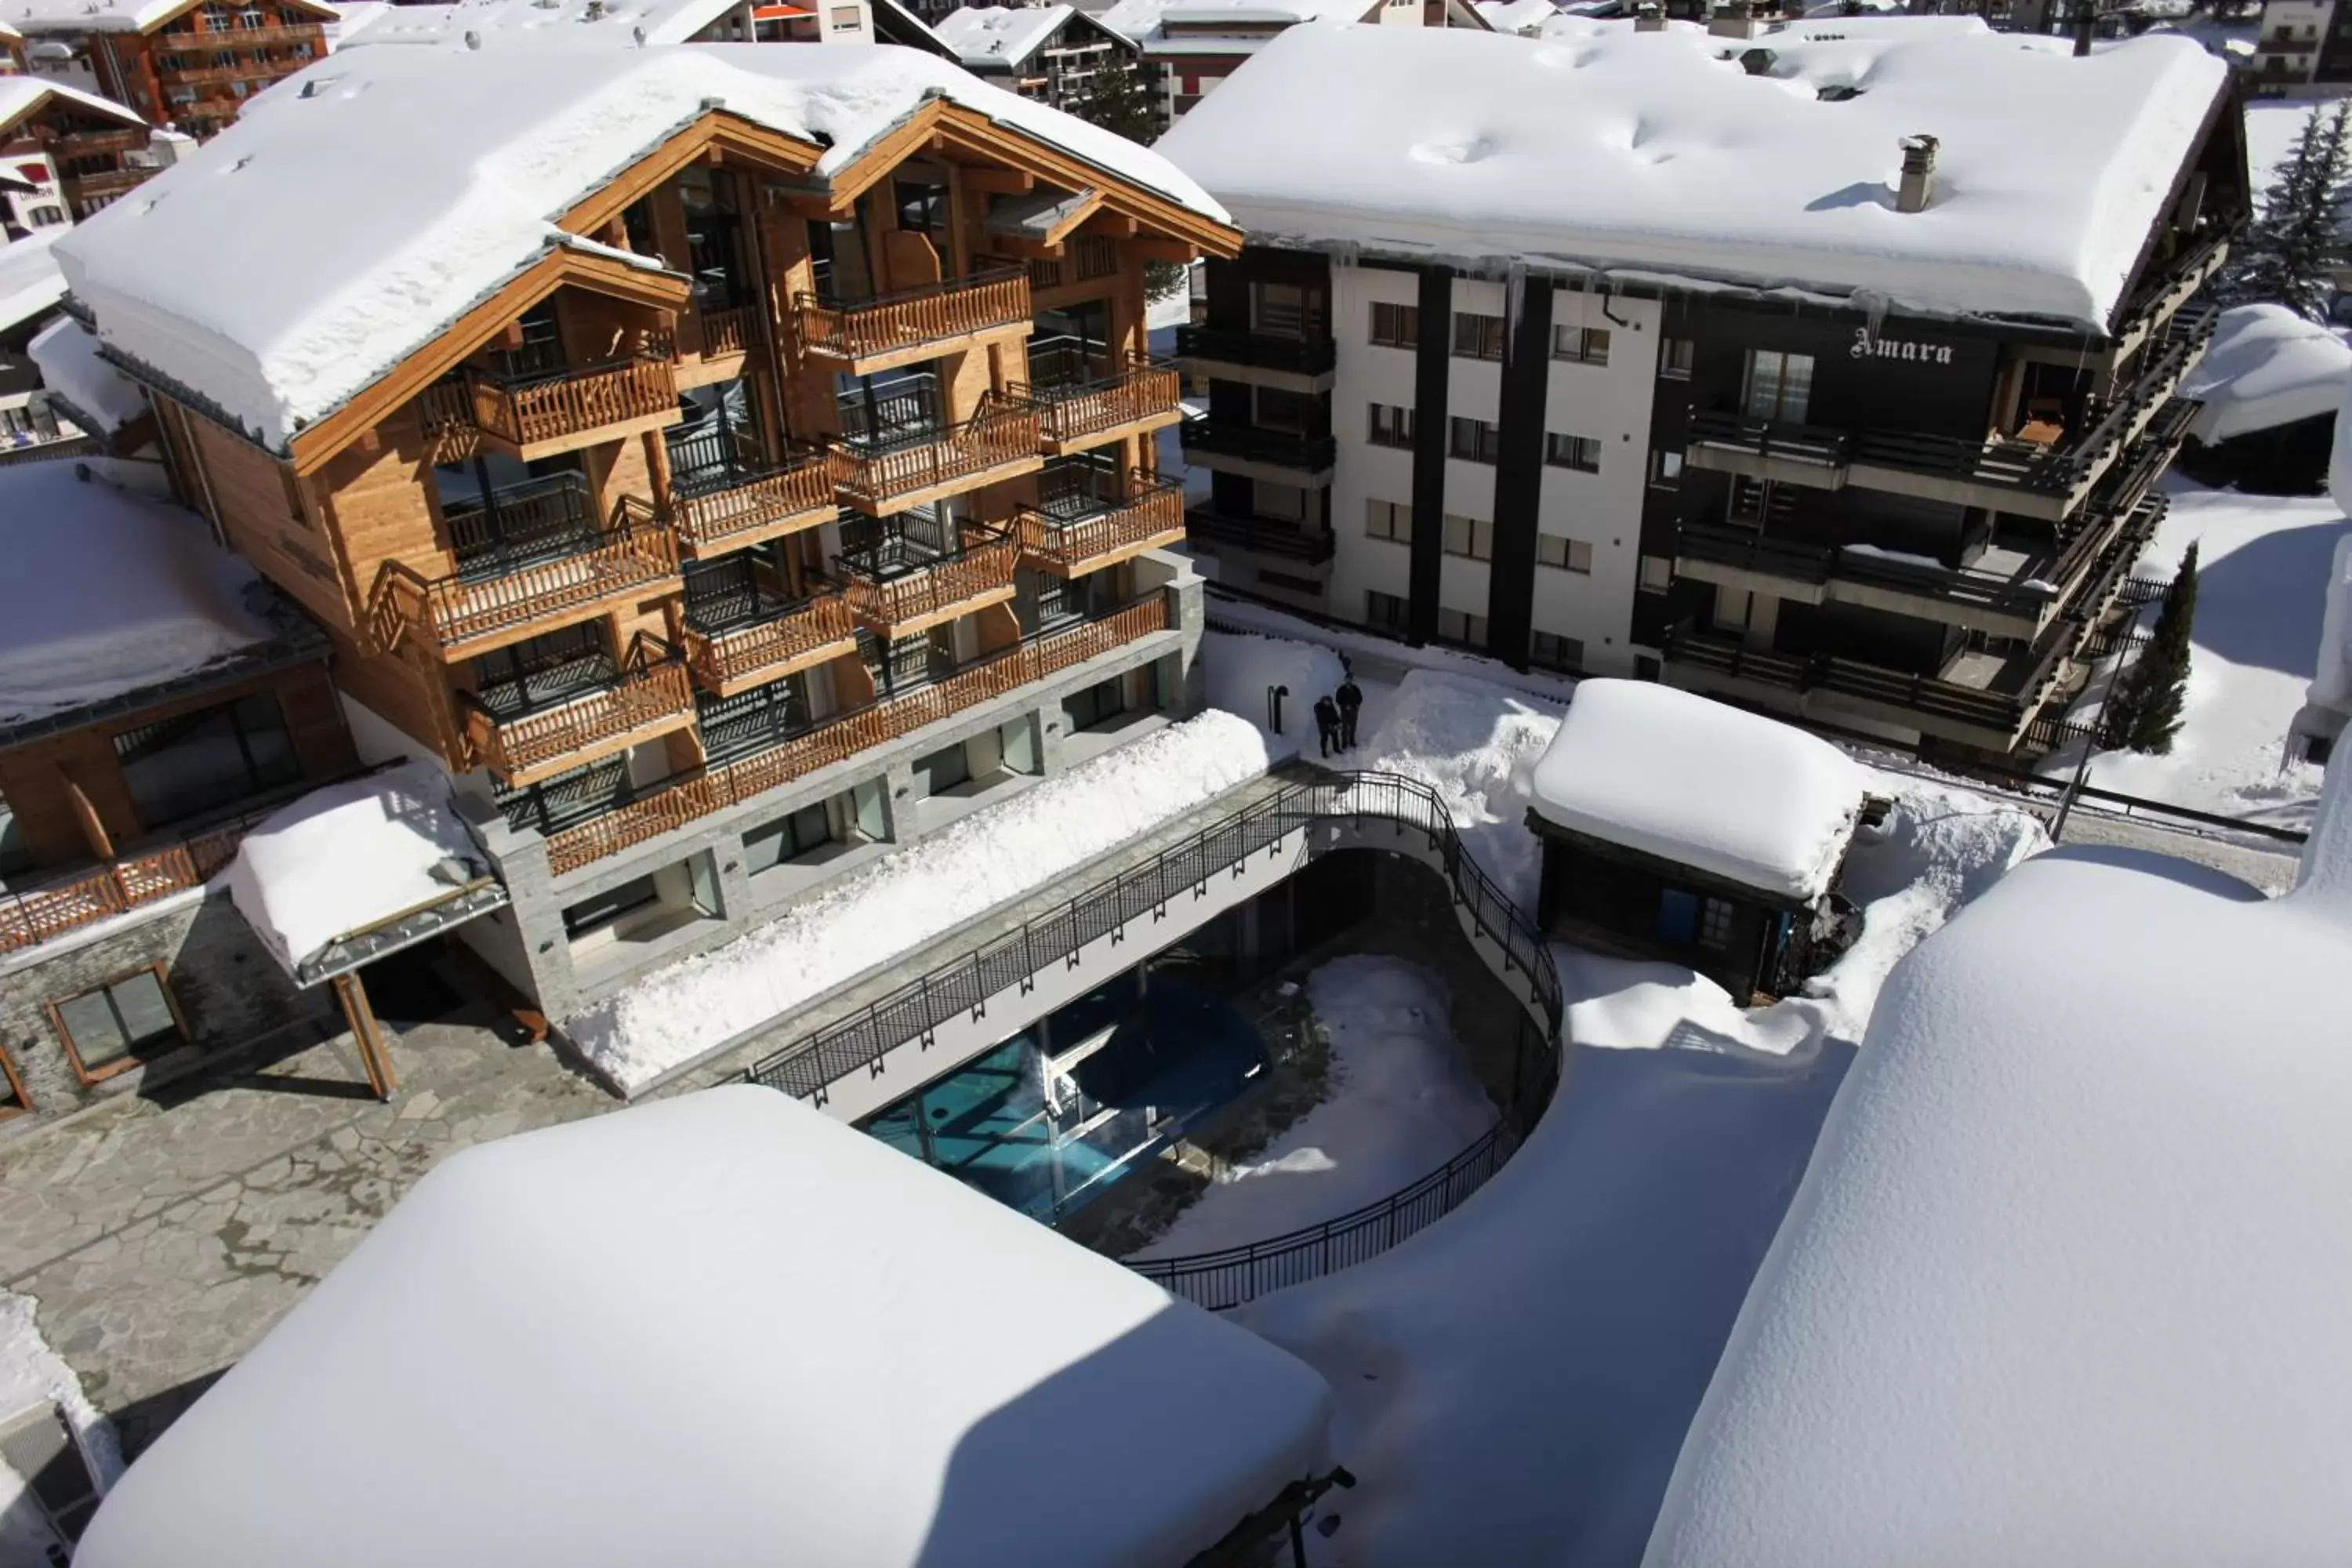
1743,348,1816,424
1552,324,1611,365
1365,589,1409,633
1441,513,1493,561
1697,896,1737,952
1365,497,1413,543
1537,534,1593,574
1639,554,1675,593
1450,310,1506,362
1368,301,1419,350
47,963,192,1086
1434,606,1488,648
1650,448,1685,488
1447,415,1499,464
1661,337,1696,379
1544,431,1602,473
1367,401,1416,449
1530,630,1584,674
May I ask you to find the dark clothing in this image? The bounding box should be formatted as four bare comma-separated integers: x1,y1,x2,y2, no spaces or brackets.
1312,695,1342,758
1335,679,1363,750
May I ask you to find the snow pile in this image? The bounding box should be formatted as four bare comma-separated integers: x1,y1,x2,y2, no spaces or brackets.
568,710,1276,1091
57,42,1230,451
28,315,150,437
1530,679,1867,903
1645,767,2352,1564
225,763,486,976
1363,669,1563,907
2181,303,2352,445
1128,957,1499,1261
933,3,1075,64
73,1087,1334,1568
1153,24,2227,328
0,230,65,336
0,1290,118,1562
1201,627,1344,752
0,464,274,726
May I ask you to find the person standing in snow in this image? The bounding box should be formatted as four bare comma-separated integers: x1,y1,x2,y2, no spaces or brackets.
1313,693,1342,758
1335,673,1363,752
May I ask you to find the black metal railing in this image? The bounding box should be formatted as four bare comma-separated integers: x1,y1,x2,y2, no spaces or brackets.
835,373,943,451
1175,325,1337,376
1178,419,1337,472
1185,506,1337,564
445,472,598,580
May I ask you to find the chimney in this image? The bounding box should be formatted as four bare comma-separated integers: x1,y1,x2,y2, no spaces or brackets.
1635,1,1664,27
1896,133,1937,213
1708,0,1759,37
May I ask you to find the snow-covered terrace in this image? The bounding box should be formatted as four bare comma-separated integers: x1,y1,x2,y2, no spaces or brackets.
53,42,1229,452
1152,21,2230,331
2180,303,2352,445
27,315,149,442
71,1087,1334,1568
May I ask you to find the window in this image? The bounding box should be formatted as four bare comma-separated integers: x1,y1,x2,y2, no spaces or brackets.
1366,590,1409,633
743,799,836,874
1369,301,1418,349
1744,348,1815,423
1366,498,1413,543
1639,554,1674,593
1530,630,1584,673
1254,385,1311,434
1552,325,1610,365
1661,337,1696,379
0,1044,26,1120
1544,432,1602,472
1442,513,1493,561
562,874,659,940
1250,281,1317,338
1449,416,1499,463
113,692,300,832
912,741,971,797
1435,607,1487,648
1697,896,1736,951
1650,449,1685,487
1537,534,1593,574
26,206,65,227
50,967,187,1083
1368,402,1415,448
1063,674,1131,733
1451,311,1506,361
1253,481,1308,522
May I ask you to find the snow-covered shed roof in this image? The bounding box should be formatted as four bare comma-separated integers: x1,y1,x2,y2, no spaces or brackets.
0,463,276,730
56,42,1230,451
1529,679,1868,903
0,72,149,136
0,0,332,34
224,761,490,978
72,1087,1334,1568
1474,0,1555,34
0,234,66,336
934,2,1077,67
2181,303,2352,445
28,315,147,438
1154,22,2230,331
1643,754,2352,1566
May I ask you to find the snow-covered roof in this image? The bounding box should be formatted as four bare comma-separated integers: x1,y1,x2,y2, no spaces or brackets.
0,463,274,729
0,234,66,336
57,42,1229,451
1644,760,2352,1564
72,1087,1334,1568
1154,23,2229,330
1473,0,1555,32
27,315,147,437
224,761,487,975
0,71,147,135
2181,303,2352,445
328,0,746,49
934,2,1076,66
0,0,330,34
1528,679,1867,902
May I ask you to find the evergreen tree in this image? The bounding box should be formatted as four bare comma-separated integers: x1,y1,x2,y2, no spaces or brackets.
2101,542,2199,756
2221,101,2352,321
1066,61,1186,301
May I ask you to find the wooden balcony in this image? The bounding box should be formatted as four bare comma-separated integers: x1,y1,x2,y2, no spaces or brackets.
468,345,680,461
1011,357,1183,455
62,165,154,217
463,640,695,786
369,497,682,659
829,395,1042,514
161,20,321,45
692,303,760,361
55,128,150,156
681,579,859,697
666,434,837,557
1017,470,1185,577
793,263,1030,374
838,519,1020,637
543,594,1172,874
0,823,247,956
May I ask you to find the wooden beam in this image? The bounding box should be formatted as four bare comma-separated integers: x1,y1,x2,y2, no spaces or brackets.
1128,238,1197,265
989,235,1064,260
333,971,399,1102
60,770,112,862
961,165,1036,195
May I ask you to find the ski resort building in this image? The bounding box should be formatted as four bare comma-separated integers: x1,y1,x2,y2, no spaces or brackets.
931,4,1139,114
0,74,169,230
1157,20,2249,757
51,42,1240,1022
0,0,335,140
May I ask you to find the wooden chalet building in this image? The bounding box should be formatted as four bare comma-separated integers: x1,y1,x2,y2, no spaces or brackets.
0,74,168,227
58,42,1239,1021
0,0,333,140
931,4,1140,115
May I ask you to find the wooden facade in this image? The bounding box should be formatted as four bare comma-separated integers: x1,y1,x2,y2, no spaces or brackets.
0,80,158,227
138,98,1239,874
69,0,334,140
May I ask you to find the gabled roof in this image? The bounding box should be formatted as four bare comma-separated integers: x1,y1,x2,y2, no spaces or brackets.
0,0,335,36
0,71,149,137
56,42,1233,455
933,3,1080,70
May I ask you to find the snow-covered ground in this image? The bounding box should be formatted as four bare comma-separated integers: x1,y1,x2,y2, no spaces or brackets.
1356,669,1561,906
2054,478,2349,827
1127,957,1499,1262
1,1290,118,1561
567,710,1277,1093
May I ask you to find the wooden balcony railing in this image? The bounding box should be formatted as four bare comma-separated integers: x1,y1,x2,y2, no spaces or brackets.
829,395,1041,512
681,583,859,693
369,501,681,655
695,303,760,359
1011,358,1183,452
55,128,150,155
159,20,322,45
470,346,677,451
838,522,1020,633
463,640,694,782
1017,472,1185,574
544,594,1171,874
63,167,154,207
668,445,837,554
0,823,248,956
794,263,1030,365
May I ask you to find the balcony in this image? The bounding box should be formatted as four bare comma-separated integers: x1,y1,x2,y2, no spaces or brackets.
63,166,154,213
793,262,1030,374
1010,342,1184,453
466,343,680,460
664,427,836,556
1017,469,1185,576
1177,418,1336,482
680,575,860,697
370,483,682,657
1175,325,1337,390
540,594,1174,875
161,20,322,45
691,303,760,361
53,128,150,156
829,394,1042,514
837,514,1021,636
1182,506,1337,566
462,634,695,786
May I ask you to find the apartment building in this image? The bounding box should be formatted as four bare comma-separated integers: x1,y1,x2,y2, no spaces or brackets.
1103,0,1432,125
933,3,1139,111
56,42,1238,1018
2241,0,2352,93
1,75,174,228
0,0,333,139
1159,20,2245,757
332,0,882,52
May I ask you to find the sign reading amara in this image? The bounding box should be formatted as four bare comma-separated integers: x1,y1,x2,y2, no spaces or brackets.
1849,327,1955,365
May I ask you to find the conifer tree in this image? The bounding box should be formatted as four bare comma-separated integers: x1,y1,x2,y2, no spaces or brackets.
2222,101,2352,321
1067,61,1185,300
2101,543,2199,755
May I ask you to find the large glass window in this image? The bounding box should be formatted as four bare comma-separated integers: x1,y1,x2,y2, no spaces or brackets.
1449,416,1500,464
1063,674,1131,734
681,168,751,313
1365,498,1412,543
1744,349,1816,423
1369,301,1417,348
743,798,837,873
1442,514,1493,561
1367,402,1414,449
1451,311,1506,361
51,967,185,1083
561,874,659,941
113,693,299,832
